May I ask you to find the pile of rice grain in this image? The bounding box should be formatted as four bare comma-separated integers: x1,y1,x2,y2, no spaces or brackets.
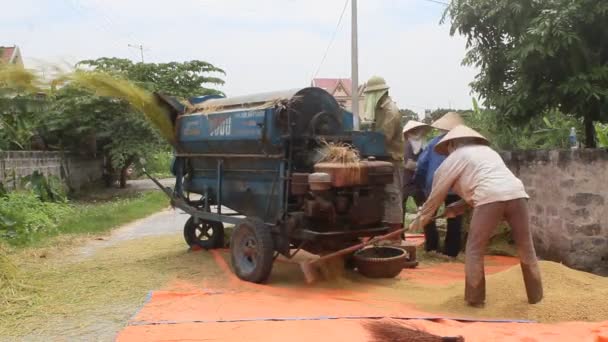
417,261,608,323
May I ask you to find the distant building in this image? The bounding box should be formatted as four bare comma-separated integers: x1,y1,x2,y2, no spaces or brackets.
311,78,364,114
0,45,24,66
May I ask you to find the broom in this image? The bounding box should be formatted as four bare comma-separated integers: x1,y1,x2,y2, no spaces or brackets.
363,319,464,342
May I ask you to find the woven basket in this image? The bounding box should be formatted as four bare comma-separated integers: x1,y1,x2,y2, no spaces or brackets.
354,246,407,278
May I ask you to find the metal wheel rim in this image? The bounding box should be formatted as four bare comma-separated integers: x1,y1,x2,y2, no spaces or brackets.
194,221,215,242
236,234,259,275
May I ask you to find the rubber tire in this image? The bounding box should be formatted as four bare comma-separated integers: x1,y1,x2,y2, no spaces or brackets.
183,216,225,250
230,219,274,283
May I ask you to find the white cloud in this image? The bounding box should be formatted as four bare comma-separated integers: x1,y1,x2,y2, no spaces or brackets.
5,0,478,112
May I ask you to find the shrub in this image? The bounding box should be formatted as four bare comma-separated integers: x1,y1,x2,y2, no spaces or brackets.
0,192,74,245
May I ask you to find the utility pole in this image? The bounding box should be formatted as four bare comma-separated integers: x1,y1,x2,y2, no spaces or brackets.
128,44,145,63
351,0,359,130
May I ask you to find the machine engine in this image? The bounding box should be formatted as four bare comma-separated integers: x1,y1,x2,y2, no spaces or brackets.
288,159,394,254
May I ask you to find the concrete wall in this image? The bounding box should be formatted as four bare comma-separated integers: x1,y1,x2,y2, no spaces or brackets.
0,151,103,191
501,149,608,274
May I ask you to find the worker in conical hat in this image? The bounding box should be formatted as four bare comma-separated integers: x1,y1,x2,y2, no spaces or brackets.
401,120,430,215
362,76,405,241
410,125,543,307
414,112,465,257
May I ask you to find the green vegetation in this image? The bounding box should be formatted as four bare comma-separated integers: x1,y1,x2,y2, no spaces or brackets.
464,99,582,150
138,150,173,179
1,58,224,188
0,189,168,247
596,123,608,147
444,0,608,147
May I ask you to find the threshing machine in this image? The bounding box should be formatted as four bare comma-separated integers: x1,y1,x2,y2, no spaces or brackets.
153,87,395,283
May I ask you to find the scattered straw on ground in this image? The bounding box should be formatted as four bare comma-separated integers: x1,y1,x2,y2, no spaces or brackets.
0,234,223,339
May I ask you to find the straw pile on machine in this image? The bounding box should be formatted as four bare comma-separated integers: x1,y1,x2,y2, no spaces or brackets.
315,140,361,164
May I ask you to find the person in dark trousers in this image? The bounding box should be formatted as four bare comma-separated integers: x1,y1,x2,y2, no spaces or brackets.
414,112,464,257
401,120,430,215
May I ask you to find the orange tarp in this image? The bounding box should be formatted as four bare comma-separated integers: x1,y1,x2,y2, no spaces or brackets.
116,241,608,341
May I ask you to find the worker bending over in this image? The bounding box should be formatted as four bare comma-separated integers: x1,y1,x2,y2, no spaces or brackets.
415,112,464,257
410,125,543,307
361,76,405,241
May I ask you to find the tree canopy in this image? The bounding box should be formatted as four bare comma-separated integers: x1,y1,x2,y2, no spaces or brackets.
42,58,225,187
77,58,225,99
444,0,608,146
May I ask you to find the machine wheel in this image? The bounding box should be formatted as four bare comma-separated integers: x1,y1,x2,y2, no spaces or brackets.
230,218,274,283
183,216,225,249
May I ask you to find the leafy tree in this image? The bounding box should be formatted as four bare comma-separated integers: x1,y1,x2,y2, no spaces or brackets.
444,0,608,147
399,108,419,126
0,65,47,150
77,57,225,99
421,108,470,124
465,99,581,150
45,58,225,188
0,95,45,150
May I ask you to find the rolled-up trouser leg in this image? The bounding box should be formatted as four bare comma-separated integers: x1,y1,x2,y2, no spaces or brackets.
466,202,504,305
504,198,543,304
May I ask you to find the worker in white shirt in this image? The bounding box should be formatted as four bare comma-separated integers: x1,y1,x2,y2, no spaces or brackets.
410,125,543,307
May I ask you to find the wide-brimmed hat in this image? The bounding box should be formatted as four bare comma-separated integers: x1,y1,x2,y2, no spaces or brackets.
402,120,429,135
364,76,390,93
431,112,464,131
434,125,489,155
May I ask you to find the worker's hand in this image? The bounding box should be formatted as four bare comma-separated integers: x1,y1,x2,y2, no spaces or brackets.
408,218,421,232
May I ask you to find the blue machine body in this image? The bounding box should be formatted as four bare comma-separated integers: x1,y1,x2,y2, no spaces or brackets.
173,87,388,224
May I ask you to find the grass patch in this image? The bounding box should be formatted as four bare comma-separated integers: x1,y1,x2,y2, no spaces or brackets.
1,191,169,248
55,191,168,238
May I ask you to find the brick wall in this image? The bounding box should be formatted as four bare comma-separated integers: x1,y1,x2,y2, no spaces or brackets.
0,151,103,191
501,149,608,274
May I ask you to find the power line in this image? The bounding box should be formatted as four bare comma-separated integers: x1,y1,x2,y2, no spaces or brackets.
311,0,349,81
420,0,450,6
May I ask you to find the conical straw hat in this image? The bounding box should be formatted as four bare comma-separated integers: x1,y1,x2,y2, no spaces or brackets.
431,112,464,131
434,124,489,155
402,120,429,134
364,76,390,93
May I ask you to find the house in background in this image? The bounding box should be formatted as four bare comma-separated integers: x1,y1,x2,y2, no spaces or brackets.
311,78,364,114
0,45,24,66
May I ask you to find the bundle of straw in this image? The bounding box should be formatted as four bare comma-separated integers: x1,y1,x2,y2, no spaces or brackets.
70,71,176,145
315,140,360,164
363,319,464,342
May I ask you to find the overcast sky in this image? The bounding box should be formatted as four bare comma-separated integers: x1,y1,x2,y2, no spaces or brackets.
2,0,478,114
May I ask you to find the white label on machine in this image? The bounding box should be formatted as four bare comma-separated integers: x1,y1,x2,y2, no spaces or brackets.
210,117,232,136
